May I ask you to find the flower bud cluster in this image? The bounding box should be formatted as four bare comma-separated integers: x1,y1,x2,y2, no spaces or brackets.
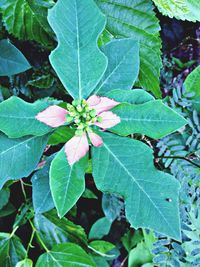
66,99,102,136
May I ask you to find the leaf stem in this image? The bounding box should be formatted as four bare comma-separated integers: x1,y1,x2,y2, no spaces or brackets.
29,219,49,253
88,245,115,258
26,227,36,257
157,156,200,168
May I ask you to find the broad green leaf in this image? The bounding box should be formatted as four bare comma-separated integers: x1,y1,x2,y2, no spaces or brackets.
0,39,31,76
152,0,200,22
16,259,33,267
48,0,108,99
95,0,162,97
48,126,75,145
106,89,155,104
92,132,181,240
128,242,153,267
92,256,109,267
34,209,87,249
184,66,200,98
35,243,97,267
0,233,26,267
13,202,33,228
0,0,54,47
0,133,49,189
93,39,140,95
0,188,10,209
50,148,88,217
0,96,53,138
89,217,112,240
110,100,187,139
32,156,55,214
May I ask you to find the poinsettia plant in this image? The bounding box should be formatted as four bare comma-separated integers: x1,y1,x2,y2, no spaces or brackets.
1,0,199,266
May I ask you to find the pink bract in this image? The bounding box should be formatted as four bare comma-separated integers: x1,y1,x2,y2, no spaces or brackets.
95,111,121,129
87,95,119,115
65,133,89,166
88,131,103,147
36,105,68,127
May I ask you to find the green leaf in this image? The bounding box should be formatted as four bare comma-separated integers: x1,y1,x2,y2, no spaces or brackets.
93,39,140,95
0,133,49,189
102,193,123,222
0,202,16,218
50,148,88,217
0,39,31,76
0,188,10,209
48,126,75,145
34,209,87,249
0,96,54,138
184,66,200,98
0,0,54,47
0,233,26,267
95,0,162,97
89,240,115,255
35,243,97,267
32,156,55,214
110,100,187,139
92,132,181,240
48,0,107,99
152,0,200,22
89,217,112,240
128,242,153,267
27,74,54,89
16,259,33,267
106,89,155,104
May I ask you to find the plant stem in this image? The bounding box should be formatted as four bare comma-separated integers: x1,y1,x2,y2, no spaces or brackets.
26,228,36,257
20,179,27,201
29,220,49,253
88,245,115,258
10,226,19,237
157,156,200,168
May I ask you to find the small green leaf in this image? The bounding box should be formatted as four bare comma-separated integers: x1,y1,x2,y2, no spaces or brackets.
106,89,155,104
0,202,16,218
32,156,55,214
92,132,181,240
1,0,54,47
35,243,97,267
0,133,49,189
93,39,140,95
0,39,31,76
111,100,187,139
89,217,112,240
0,233,26,266
0,97,53,138
102,193,123,222
50,148,88,217
16,259,33,267
184,66,200,98
48,0,107,99
34,209,87,249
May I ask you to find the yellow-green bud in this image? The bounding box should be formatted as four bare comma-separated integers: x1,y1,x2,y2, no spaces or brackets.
97,116,103,122
89,109,96,118
76,105,83,112
66,115,74,123
75,129,84,136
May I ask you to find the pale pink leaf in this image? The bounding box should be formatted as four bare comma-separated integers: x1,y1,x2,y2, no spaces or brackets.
36,105,68,127
64,133,89,165
95,111,121,129
88,132,103,147
88,96,120,115
86,95,101,106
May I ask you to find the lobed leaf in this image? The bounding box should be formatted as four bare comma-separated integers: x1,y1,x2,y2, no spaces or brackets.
92,132,181,240
110,100,187,138
0,96,53,138
48,0,108,99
